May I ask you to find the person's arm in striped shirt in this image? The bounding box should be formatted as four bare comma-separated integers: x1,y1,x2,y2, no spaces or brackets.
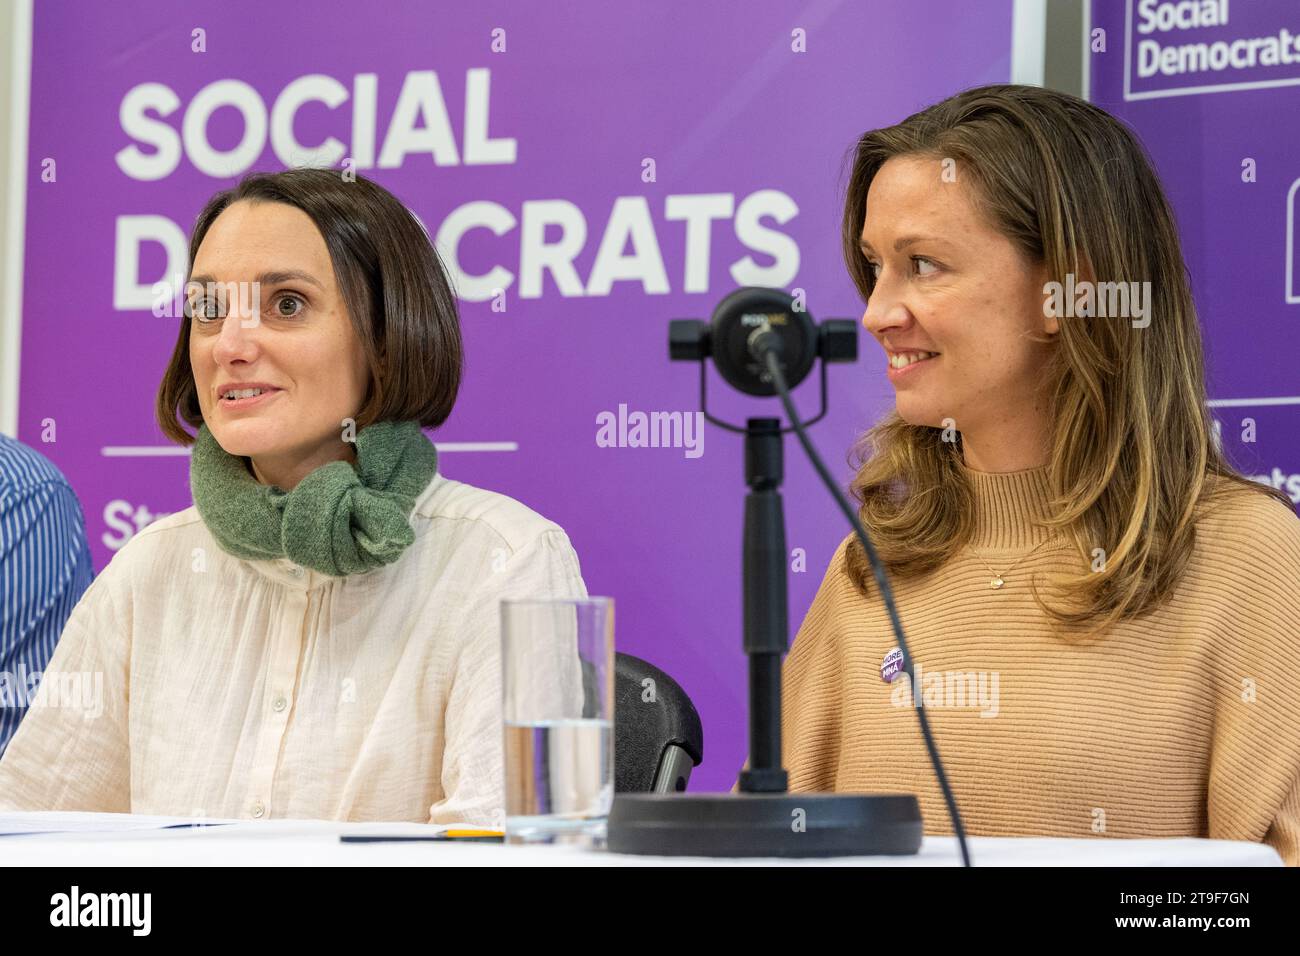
0,475,94,757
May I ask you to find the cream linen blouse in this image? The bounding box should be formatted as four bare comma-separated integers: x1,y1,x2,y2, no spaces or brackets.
0,472,588,826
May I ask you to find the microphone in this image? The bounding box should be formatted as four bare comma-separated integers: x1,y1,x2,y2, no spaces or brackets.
670,287,854,397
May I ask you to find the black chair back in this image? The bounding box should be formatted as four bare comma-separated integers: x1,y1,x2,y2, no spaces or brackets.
612,652,703,793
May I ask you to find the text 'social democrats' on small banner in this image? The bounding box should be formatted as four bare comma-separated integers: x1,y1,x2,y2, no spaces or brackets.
1123,0,1300,100
1094,0,1300,513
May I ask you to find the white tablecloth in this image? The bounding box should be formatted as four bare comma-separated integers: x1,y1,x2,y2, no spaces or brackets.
0,812,1282,865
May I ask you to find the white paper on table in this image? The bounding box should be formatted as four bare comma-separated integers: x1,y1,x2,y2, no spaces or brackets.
0,811,501,841
0,810,238,836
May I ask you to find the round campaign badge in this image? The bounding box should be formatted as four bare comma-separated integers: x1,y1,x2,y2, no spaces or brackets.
880,647,904,683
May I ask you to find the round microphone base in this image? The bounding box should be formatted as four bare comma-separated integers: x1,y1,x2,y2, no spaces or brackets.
606,792,923,858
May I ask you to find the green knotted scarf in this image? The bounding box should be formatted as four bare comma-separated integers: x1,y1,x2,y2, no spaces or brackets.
190,419,439,577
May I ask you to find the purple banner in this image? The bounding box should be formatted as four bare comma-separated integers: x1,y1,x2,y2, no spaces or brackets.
19,0,1014,790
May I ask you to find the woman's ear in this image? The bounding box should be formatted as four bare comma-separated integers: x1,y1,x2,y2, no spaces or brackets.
1040,252,1097,337
1037,258,1062,336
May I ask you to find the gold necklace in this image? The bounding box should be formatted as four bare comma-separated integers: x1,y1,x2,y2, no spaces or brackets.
969,538,1058,589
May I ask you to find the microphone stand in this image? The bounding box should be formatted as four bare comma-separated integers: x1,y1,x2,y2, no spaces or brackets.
738,417,790,796
606,304,925,857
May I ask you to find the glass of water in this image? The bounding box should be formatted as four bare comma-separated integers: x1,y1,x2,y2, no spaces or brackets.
501,596,614,846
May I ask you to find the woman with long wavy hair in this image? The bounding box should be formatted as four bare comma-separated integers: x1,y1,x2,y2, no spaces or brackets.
783,84,1300,864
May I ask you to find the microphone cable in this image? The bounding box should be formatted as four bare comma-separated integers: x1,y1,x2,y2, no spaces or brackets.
759,342,972,867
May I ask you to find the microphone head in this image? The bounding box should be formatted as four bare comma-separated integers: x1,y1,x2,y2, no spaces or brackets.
709,287,817,396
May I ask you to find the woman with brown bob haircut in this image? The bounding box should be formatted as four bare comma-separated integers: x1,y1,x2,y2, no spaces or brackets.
0,168,588,826
782,84,1300,863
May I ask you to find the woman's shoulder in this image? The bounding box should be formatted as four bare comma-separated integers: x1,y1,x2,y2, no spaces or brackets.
1191,478,1300,614
409,473,574,556
97,505,210,575
1196,476,1300,562
800,533,863,613
54,505,211,619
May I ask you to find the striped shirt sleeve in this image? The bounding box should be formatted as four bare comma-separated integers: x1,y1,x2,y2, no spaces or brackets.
0,470,95,757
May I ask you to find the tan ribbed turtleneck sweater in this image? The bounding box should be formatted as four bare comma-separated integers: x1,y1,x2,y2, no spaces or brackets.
782,461,1300,864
